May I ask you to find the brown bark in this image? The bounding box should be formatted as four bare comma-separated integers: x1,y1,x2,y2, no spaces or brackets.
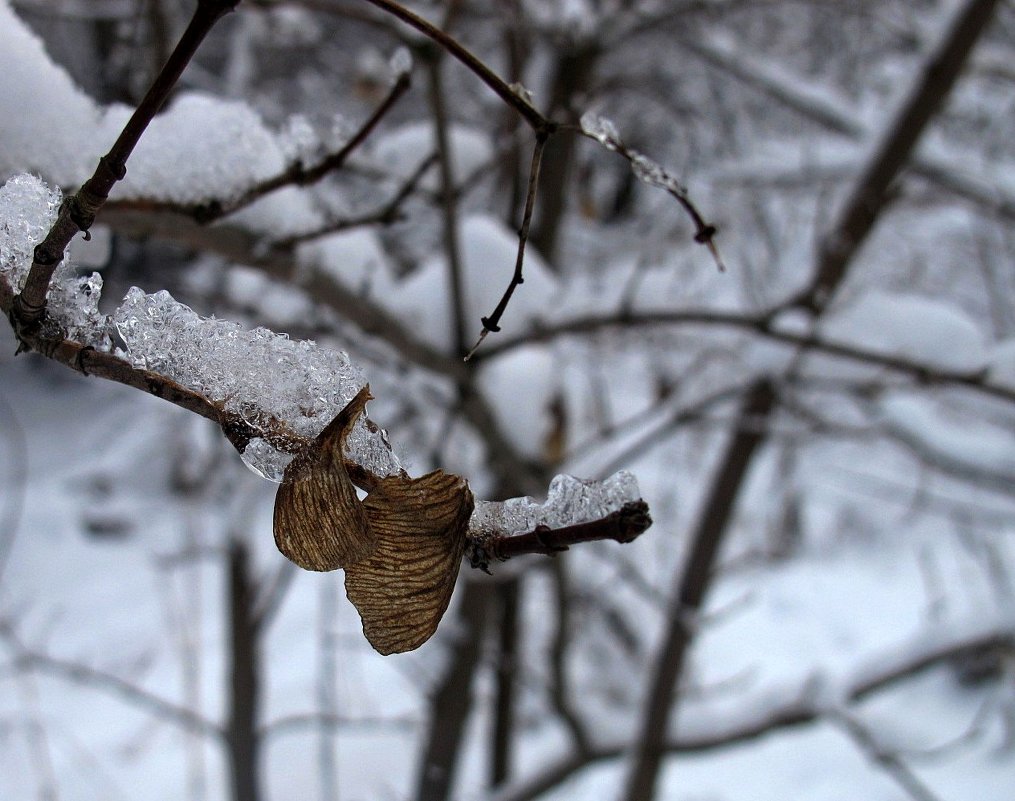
491,579,520,786
529,45,599,265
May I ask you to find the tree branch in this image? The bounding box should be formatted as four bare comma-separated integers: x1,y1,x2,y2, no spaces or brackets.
466,133,548,360
798,0,1004,310
489,618,1014,801
468,501,652,570
362,0,551,133
0,621,223,741
472,309,1015,405
11,0,240,327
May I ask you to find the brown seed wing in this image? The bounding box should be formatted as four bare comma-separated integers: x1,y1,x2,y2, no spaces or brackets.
345,470,474,654
272,387,376,571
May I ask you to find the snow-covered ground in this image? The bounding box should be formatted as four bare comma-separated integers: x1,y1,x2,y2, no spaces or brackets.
3,320,1013,800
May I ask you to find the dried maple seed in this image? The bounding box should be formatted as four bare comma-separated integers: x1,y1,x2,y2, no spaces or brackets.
273,386,376,571
345,469,474,654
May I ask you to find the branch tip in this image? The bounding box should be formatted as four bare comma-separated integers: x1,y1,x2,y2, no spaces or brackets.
463,328,490,362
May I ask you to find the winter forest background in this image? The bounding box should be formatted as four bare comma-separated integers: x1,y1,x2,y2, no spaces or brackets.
1,1,1014,800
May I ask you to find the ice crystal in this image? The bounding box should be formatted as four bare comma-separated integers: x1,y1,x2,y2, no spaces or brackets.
0,174,107,346
0,174,61,286
579,112,621,151
111,286,400,481
470,471,641,536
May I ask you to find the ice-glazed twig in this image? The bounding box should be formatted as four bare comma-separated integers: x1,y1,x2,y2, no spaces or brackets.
10,0,240,328
579,112,724,272
467,500,652,571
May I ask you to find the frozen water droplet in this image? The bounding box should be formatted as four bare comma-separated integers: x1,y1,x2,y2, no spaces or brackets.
240,437,293,482
345,417,403,478
580,112,620,151
629,151,687,196
509,82,535,105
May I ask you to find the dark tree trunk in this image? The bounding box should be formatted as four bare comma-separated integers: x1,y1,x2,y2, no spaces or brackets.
226,540,262,801
491,578,520,786
414,579,491,801
529,45,600,266
619,380,776,801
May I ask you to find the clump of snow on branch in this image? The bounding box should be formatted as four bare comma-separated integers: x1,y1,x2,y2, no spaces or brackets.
0,2,107,186
822,290,987,373
0,174,105,344
115,95,294,206
389,46,413,78
110,286,405,481
471,471,641,537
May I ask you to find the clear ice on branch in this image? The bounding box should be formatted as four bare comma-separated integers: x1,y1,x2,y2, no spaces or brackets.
470,471,641,537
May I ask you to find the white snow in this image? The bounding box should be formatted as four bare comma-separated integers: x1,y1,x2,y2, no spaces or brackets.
0,0,109,186
987,338,1015,391
880,390,1015,477
367,120,493,192
389,213,558,351
821,290,987,373
471,470,641,537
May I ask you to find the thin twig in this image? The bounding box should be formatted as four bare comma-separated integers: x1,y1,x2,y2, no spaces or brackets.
831,710,947,801
273,152,438,248
0,621,223,741
575,121,724,272
362,0,550,132
470,308,1015,405
188,70,412,224
465,133,548,360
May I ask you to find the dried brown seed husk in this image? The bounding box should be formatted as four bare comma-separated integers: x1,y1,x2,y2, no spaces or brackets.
273,386,376,571
345,469,474,654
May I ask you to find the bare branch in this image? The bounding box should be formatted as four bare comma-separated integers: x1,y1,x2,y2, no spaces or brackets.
831,710,947,801
472,309,1015,405
490,619,1015,801
466,134,548,360
0,621,223,741
797,0,1004,311
362,0,551,133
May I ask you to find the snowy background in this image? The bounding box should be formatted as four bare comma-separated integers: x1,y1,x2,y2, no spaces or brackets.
1,1,1014,800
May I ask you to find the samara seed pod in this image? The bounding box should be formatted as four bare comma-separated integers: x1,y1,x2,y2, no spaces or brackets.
345,469,474,654
273,386,376,571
